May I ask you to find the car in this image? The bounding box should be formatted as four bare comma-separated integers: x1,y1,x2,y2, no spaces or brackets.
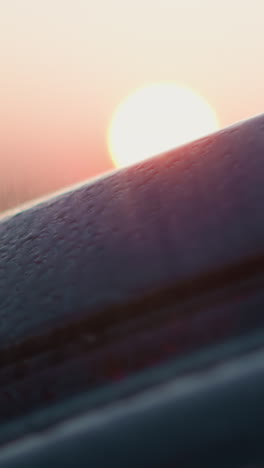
0,114,264,467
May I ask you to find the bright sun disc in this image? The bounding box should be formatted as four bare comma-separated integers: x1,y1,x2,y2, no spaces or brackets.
108,83,219,168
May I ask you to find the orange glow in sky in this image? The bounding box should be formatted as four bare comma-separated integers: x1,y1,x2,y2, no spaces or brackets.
0,1,263,211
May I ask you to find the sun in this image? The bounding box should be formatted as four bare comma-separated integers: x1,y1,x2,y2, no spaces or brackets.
107,83,219,168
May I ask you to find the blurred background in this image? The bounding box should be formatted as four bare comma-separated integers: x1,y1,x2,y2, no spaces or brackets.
0,0,263,213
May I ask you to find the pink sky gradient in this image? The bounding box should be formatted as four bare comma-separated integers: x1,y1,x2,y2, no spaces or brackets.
0,1,263,211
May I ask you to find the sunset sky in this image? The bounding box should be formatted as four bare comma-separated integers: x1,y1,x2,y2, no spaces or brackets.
0,0,263,211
